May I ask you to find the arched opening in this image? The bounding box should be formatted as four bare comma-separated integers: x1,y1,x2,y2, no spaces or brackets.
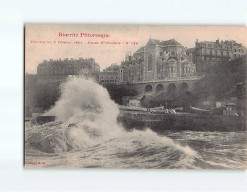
156,84,164,94
147,54,153,71
167,83,177,97
180,82,189,93
144,85,153,93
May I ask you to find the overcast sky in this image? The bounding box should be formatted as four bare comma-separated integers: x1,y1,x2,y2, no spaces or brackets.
25,24,247,74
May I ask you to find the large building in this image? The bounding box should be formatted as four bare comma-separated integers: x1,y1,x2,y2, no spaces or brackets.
119,38,197,83
98,71,119,83
187,39,247,72
37,57,100,83
98,63,120,84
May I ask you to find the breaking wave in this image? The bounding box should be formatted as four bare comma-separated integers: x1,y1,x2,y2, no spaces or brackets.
25,76,199,168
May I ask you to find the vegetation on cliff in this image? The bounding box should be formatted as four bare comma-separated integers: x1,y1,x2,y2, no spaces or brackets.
193,55,246,101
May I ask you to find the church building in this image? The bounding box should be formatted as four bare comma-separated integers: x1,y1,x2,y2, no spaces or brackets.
119,38,196,83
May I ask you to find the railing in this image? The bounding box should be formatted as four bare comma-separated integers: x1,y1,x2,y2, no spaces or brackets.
133,75,202,84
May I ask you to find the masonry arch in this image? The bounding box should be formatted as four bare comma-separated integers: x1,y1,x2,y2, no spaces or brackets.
167,83,177,97
144,84,153,93
180,82,189,93
155,84,164,94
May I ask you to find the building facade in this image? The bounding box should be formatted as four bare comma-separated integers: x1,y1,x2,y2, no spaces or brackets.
37,57,100,83
187,39,247,72
119,38,197,83
98,71,119,83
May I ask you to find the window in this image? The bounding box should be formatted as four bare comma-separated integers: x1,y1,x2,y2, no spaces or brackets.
147,54,153,71
160,64,163,72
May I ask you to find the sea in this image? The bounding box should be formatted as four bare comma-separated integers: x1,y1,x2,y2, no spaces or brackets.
25,77,247,169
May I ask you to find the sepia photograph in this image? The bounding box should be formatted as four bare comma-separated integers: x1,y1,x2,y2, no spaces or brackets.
24,24,247,169
1,0,247,192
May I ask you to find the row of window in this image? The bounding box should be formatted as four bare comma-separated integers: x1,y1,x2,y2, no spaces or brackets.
202,56,224,61
38,67,87,74
38,75,66,79
200,43,244,51
37,64,96,74
100,76,118,79
203,50,230,57
128,68,144,78
100,80,118,83
201,53,242,61
202,48,245,54
234,48,245,53
157,65,194,73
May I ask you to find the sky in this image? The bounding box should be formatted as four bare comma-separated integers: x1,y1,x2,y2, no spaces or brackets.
25,24,247,74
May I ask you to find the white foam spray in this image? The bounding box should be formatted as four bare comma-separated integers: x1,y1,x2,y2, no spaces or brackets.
27,76,197,161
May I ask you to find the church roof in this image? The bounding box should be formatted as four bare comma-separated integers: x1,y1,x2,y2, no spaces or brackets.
134,46,145,53
159,39,182,47
152,39,161,44
133,38,184,57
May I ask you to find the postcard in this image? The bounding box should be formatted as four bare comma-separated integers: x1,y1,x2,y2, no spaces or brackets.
25,24,247,169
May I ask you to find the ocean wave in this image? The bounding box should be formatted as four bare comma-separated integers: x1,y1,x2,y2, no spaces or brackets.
26,76,243,169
